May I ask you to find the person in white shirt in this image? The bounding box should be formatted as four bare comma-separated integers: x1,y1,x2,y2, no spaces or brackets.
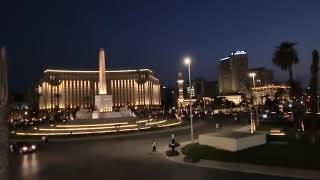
152,139,156,152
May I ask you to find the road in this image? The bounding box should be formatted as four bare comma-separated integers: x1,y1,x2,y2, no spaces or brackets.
9,119,300,180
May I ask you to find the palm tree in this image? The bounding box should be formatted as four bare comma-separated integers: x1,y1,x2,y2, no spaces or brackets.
46,77,61,108
272,42,300,89
54,93,61,108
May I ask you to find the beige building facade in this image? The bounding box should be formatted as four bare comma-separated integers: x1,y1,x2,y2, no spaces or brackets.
38,69,161,110
252,84,290,105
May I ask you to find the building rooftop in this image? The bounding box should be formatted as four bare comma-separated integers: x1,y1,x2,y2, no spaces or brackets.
231,50,246,55
44,69,153,74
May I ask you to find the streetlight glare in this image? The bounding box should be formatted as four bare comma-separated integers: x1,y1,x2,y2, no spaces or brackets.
249,72,256,77
184,57,191,65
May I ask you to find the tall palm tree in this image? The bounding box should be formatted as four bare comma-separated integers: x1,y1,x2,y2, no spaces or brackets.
46,77,61,108
272,42,299,88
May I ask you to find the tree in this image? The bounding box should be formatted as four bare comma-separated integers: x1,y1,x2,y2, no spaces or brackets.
212,97,224,109
291,80,303,100
54,93,61,108
309,49,319,144
46,77,61,108
272,42,299,96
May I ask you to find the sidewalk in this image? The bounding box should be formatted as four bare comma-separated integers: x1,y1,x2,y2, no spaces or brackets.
163,141,320,180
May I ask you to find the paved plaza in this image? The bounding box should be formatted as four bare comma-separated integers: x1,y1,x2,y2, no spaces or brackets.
8,120,300,180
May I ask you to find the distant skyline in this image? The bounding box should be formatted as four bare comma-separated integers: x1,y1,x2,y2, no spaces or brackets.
1,0,320,92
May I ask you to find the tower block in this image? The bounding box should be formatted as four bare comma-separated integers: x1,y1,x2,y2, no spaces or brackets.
177,72,185,112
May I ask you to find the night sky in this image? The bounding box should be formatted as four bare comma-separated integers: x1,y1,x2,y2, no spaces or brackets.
1,0,320,92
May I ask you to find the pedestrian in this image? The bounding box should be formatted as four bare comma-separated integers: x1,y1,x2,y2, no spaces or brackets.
171,134,176,145
152,139,157,153
169,134,178,151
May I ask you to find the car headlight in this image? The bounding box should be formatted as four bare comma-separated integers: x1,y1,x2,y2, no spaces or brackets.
22,146,28,151
31,145,36,150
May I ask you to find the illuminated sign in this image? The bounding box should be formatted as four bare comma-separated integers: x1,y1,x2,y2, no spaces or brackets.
231,50,246,55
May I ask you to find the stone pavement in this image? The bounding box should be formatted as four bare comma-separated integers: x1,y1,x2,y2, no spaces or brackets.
163,141,320,180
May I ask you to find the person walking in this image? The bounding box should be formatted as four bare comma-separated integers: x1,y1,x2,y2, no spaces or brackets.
169,134,177,151
152,139,157,153
171,134,176,144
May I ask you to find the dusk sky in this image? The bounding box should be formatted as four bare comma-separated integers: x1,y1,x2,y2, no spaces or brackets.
1,0,320,92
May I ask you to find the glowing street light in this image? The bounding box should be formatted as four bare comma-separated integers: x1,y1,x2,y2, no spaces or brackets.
184,56,194,143
184,57,191,65
249,72,257,133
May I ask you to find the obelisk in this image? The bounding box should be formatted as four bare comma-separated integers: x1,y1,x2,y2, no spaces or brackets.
93,48,113,117
90,48,132,119
99,48,107,95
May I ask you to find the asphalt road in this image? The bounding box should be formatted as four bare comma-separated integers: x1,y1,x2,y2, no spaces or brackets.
9,119,300,180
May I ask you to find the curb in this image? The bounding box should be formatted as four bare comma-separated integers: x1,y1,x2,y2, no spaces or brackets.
163,141,320,180
9,122,204,143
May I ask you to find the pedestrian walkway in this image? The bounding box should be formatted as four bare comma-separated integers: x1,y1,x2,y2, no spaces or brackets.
163,141,320,180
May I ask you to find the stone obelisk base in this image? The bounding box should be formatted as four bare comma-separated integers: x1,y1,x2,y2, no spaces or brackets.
95,94,113,112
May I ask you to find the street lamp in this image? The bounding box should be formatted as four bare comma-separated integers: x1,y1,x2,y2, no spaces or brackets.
248,72,257,133
184,57,194,143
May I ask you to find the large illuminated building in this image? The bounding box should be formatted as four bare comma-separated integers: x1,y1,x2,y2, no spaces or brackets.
0,47,8,109
218,50,248,94
38,49,161,110
252,84,290,105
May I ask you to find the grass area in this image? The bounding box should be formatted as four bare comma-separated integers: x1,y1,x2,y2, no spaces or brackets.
182,121,320,169
181,140,320,170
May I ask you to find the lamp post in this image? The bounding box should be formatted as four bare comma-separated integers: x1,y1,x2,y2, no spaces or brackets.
249,72,257,133
184,57,194,143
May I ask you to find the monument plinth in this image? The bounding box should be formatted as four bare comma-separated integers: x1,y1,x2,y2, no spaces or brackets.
95,94,113,112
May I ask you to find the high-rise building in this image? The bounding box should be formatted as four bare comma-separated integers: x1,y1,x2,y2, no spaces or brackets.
0,47,8,109
192,79,219,98
218,50,248,95
247,67,273,87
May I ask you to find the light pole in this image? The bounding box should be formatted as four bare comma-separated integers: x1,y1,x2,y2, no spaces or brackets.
184,57,194,143
249,72,257,133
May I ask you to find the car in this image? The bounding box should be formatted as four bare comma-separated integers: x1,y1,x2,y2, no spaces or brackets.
9,142,37,154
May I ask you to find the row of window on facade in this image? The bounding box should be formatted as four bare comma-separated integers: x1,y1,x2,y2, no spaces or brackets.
39,79,160,109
